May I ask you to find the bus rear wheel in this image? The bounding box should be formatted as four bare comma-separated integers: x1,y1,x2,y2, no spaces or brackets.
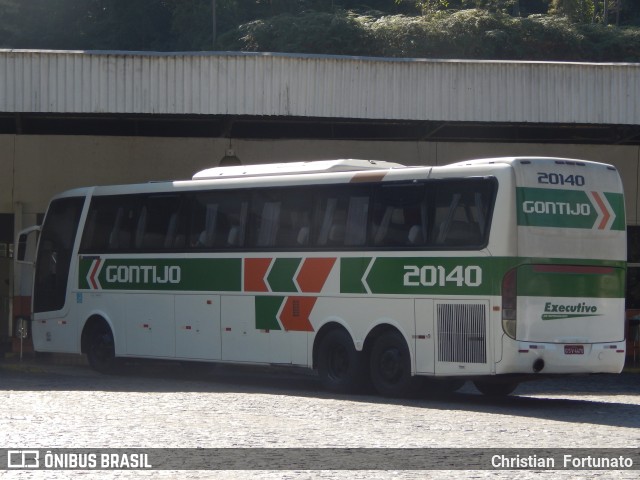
370,331,422,397
473,380,519,397
317,329,367,394
86,322,117,374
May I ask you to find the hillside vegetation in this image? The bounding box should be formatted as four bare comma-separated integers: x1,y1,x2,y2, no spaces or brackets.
218,9,640,61
0,1,638,61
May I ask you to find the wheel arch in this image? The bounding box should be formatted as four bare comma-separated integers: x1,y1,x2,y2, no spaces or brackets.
80,313,115,354
312,320,354,370
313,318,414,370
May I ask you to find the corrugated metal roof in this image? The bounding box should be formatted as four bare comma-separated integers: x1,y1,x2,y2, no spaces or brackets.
0,49,638,125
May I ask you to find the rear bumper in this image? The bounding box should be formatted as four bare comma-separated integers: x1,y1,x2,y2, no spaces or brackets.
497,336,625,375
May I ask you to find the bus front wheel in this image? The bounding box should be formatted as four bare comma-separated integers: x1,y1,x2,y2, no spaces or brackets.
370,331,422,397
86,321,117,374
317,329,367,394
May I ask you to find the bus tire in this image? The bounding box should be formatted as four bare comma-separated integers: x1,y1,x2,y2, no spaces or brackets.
317,329,367,394
370,331,422,397
473,380,518,397
86,321,118,374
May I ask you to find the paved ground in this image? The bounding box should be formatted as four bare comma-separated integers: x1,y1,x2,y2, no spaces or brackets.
1,355,639,479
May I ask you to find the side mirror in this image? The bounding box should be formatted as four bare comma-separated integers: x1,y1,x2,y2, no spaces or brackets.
15,226,40,265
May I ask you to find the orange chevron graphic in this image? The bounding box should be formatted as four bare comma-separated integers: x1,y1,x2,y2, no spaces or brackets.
280,297,316,332
296,257,337,293
244,258,272,292
591,191,611,230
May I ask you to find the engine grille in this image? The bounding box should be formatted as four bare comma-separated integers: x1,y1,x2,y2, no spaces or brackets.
437,303,487,364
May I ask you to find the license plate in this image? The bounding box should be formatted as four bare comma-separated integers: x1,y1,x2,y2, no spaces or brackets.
564,345,584,355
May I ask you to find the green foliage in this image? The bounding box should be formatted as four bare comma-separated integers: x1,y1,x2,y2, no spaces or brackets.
0,0,91,49
549,0,593,23
364,9,586,59
219,10,374,55
219,7,640,61
170,1,214,51
578,22,640,61
0,0,638,61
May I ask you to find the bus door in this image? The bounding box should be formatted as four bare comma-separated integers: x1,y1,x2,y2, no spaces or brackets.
31,197,85,352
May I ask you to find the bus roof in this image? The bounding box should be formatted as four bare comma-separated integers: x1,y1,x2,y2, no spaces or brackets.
447,156,617,171
192,159,406,180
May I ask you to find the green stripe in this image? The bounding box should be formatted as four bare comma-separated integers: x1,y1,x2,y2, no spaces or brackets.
516,187,624,230
340,257,625,297
79,256,625,300
340,257,505,295
255,296,283,330
363,257,499,295
79,258,241,291
605,192,626,231
517,264,625,298
340,257,370,294
267,258,301,292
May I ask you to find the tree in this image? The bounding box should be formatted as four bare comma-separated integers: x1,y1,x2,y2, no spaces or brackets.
0,0,91,49
549,0,592,23
169,1,215,50
85,0,174,50
413,0,450,14
593,0,622,26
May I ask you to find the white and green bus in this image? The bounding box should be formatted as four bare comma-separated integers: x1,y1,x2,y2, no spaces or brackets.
17,157,627,396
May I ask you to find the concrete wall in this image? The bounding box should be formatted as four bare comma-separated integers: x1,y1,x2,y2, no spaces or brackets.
1,134,639,223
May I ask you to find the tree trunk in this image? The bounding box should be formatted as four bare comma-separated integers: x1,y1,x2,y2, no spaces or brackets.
212,0,216,48
513,0,521,17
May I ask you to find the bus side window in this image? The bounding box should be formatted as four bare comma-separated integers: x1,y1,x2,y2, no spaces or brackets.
256,201,281,247
109,207,134,250
201,205,219,247
432,179,494,248
371,183,427,247
134,195,183,251
190,203,218,248
345,196,369,246
274,187,313,248
81,197,139,252
316,186,370,248
225,200,248,248
317,198,338,246
251,187,316,249
189,192,243,250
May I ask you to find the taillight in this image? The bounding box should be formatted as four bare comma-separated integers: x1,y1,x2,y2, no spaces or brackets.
502,268,517,339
